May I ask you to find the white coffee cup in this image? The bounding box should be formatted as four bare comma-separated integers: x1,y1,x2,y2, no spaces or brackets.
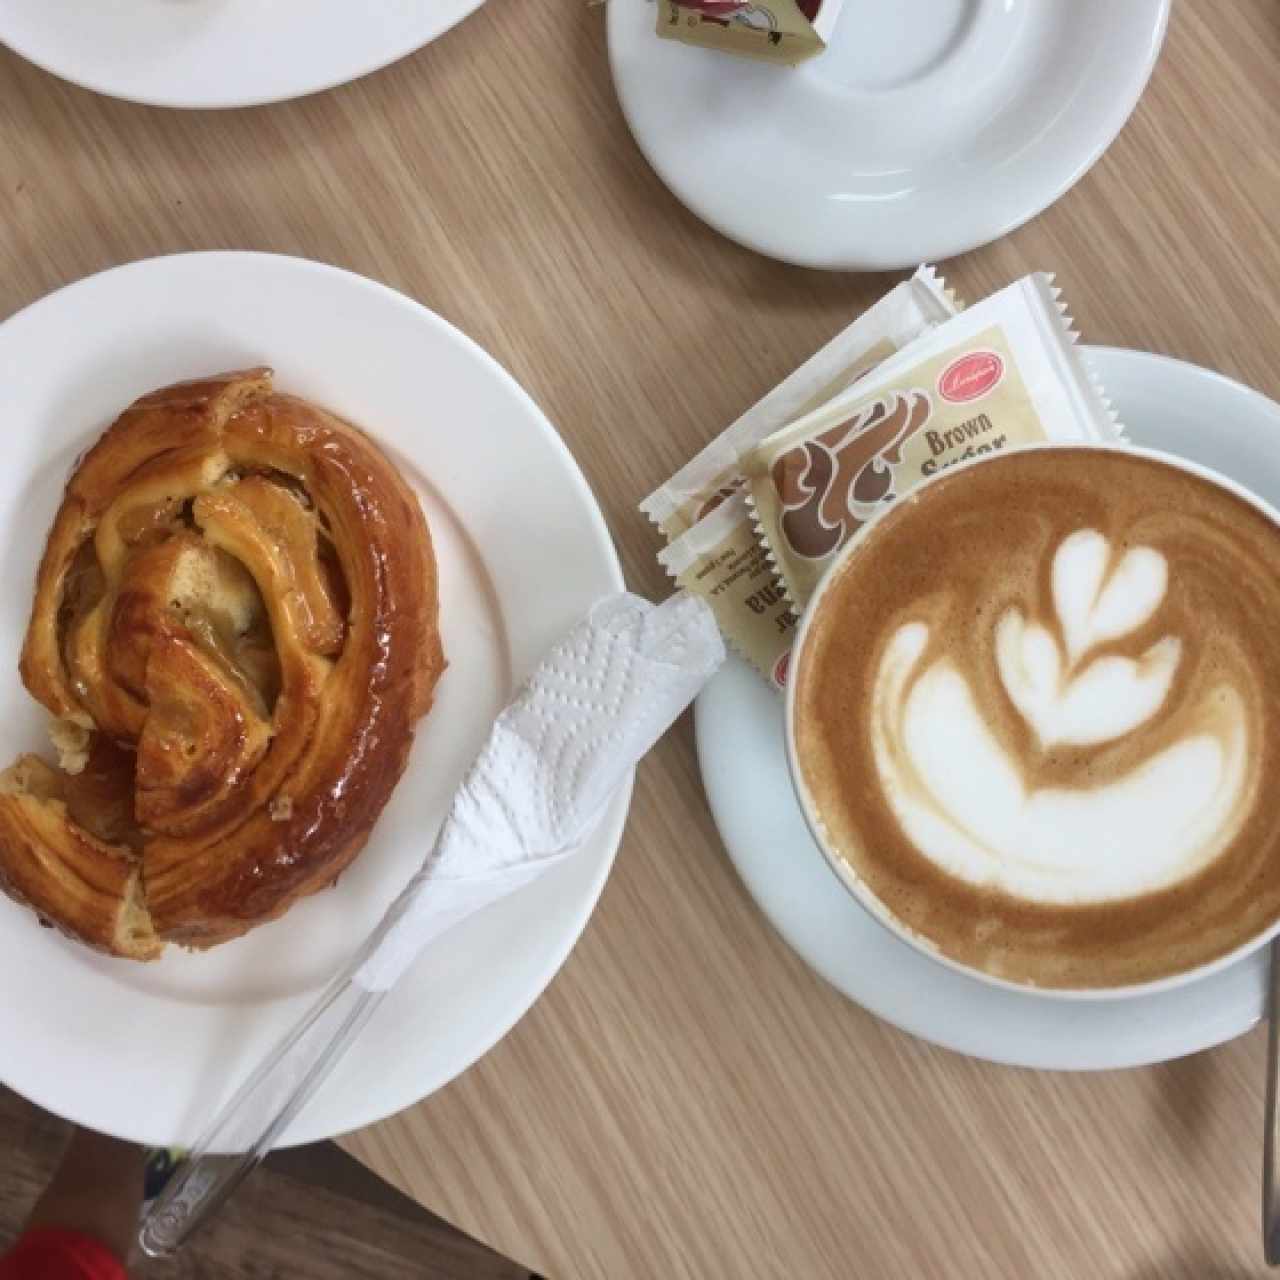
785,442,1280,999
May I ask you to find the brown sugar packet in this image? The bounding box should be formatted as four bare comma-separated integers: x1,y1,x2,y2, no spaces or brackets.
659,491,796,689
742,274,1122,609
641,266,961,541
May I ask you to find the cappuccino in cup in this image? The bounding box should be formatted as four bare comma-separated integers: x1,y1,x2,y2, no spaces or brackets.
789,445,1280,990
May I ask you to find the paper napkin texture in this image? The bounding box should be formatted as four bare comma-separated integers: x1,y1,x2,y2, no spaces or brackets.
354,592,725,991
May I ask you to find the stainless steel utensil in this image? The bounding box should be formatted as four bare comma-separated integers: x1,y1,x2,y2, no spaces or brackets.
1263,942,1280,1264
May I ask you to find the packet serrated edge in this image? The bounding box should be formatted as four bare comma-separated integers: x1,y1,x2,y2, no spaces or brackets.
658,490,795,688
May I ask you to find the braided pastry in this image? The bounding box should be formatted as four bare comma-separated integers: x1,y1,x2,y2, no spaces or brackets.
0,369,444,959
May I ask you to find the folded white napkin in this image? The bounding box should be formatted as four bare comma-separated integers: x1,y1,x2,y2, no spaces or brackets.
353,591,725,992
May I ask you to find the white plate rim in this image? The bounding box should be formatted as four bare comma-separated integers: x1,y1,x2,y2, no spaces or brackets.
0,251,630,1145
0,0,486,110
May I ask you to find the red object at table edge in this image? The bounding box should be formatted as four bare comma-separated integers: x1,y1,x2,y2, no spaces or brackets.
0,1228,128,1280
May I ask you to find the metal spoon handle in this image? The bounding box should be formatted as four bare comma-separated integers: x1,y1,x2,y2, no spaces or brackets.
1263,943,1280,1264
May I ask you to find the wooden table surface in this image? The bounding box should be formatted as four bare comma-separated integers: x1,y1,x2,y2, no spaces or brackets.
3,2,1280,1276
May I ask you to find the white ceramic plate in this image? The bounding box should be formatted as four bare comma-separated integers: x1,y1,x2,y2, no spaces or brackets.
0,0,484,109
0,252,629,1145
609,0,1169,270
695,347,1280,1069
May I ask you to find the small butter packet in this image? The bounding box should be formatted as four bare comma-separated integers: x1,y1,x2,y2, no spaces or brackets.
656,0,846,67
742,274,1122,609
658,491,796,689
641,265,961,541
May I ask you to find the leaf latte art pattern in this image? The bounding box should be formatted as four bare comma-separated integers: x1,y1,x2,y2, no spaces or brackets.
871,530,1252,905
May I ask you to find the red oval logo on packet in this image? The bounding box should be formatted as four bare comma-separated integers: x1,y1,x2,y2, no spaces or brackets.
773,651,791,688
938,351,1004,404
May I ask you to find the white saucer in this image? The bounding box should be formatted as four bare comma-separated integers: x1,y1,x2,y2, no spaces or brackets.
0,253,628,1145
695,346,1280,1069
609,0,1169,270
0,0,484,109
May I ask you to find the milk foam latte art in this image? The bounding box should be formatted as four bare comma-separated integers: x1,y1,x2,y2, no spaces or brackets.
791,446,1280,990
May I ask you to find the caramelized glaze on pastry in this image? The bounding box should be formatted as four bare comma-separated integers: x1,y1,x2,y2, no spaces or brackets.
0,369,444,959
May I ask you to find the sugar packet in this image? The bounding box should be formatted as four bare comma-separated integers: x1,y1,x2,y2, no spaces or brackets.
658,491,796,690
656,0,846,67
742,274,1122,609
646,267,960,688
641,265,961,541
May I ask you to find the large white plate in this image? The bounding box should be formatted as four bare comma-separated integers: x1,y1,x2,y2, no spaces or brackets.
0,0,484,109
609,0,1169,270
0,252,629,1145
695,347,1280,1069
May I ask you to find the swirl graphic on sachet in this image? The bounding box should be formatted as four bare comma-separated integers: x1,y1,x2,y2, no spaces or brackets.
0,369,444,960
695,478,746,523
773,391,930,559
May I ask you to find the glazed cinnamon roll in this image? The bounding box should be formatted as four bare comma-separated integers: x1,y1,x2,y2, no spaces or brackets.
0,369,444,958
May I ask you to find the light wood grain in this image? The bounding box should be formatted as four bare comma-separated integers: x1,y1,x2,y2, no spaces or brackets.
2,0,1280,1276
0,1088,527,1280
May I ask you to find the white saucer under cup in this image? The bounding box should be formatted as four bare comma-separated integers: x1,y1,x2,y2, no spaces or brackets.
694,347,1280,1069
609,0,1170,270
